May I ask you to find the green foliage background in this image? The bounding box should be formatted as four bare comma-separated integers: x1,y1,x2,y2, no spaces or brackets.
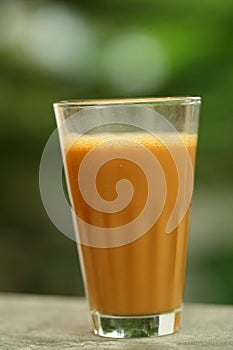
0,0,232,304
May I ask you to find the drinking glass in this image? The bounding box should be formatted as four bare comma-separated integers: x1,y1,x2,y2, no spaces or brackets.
53,97,201,338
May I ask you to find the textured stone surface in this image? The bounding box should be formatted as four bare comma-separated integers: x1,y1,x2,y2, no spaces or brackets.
0,294,232,349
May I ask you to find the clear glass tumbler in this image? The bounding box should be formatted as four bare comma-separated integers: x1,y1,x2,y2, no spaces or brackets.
53,97,201,338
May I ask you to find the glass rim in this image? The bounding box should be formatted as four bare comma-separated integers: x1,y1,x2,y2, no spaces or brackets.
54,96,201,108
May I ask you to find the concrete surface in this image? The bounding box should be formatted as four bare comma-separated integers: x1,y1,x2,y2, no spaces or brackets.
0,294,232,349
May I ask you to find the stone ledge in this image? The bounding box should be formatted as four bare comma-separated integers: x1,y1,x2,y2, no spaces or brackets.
0,293,232,349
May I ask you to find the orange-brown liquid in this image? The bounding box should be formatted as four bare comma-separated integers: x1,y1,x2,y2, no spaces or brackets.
65,133,197,316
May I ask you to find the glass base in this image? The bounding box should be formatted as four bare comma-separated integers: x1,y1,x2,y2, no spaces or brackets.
91,308,181,338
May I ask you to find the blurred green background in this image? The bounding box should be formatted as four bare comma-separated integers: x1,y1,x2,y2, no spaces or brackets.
0,0,232,304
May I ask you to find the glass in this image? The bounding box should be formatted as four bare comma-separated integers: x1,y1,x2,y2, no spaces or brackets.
53,97,201,338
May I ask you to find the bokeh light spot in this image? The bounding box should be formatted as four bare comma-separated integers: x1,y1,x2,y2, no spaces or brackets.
103,31,169,94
